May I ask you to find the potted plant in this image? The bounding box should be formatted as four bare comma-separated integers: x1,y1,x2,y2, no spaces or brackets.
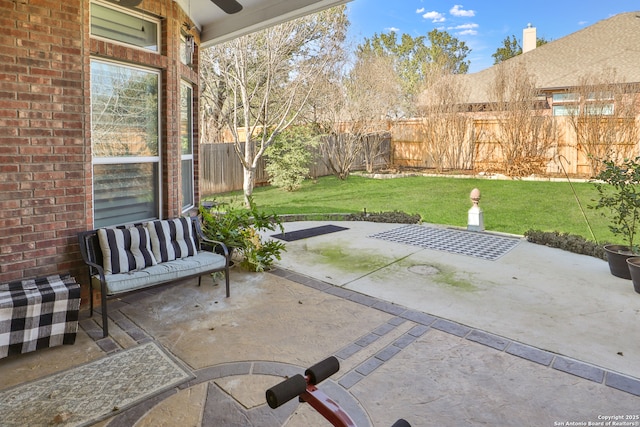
592,157,640,280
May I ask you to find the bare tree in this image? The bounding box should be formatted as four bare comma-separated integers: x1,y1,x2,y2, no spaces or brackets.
417,71,474,172
483,61,557,176
566,70,640,176
315,51,400,178
200,6,347,203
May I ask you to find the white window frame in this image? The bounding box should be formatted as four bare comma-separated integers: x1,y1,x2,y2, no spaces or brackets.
90,0,161,53
90,58,162,227
551,91,614,116
181,81,195,212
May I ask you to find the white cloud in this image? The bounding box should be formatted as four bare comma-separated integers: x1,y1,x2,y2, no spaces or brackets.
423,11,446,23
416,7,425,13
578,20,588,26
449,23,478,30
450,5,475,17
386,27,400,33
457,29,478,36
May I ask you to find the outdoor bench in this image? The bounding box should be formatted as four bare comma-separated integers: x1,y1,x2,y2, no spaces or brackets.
78,216,230,338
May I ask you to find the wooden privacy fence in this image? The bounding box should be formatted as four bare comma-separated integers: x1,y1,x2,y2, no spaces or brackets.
391,116,640,177
200,137,391,195
200,114,640,195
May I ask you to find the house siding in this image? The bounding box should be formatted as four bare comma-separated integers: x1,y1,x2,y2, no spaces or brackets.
0,0,201,305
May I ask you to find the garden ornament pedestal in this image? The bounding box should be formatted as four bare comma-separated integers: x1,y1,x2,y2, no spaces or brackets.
468,188,484,232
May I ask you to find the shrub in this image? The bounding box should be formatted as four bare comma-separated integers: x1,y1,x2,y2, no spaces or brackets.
524,229,608,260
265,125,319,191
347,210,421,224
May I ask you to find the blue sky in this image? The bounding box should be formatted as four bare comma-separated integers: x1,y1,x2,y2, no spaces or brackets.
346,0,640,73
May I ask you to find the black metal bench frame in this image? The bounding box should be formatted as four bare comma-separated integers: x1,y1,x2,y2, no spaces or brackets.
77,217,230,337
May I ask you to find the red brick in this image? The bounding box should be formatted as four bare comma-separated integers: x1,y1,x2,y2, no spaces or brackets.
0,239,35,252
22,214,55,225
31,246,58,259
0,217,21,228
0,109,18,118
0,259,37,274
0,164,19,173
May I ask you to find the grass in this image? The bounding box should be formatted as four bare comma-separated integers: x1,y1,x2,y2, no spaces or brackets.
205,174,619,245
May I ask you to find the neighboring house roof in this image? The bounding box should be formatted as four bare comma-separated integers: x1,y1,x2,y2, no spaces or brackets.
458,11,640,104
175,0,351,46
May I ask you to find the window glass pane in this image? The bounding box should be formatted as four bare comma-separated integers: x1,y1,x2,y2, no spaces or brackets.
91,60,159,157
587,91,613,100
552,105,576,116
90,3,158,52
180,83,194,210
180,84,193,155
91,59,160,227
552,93,578,102
586,103,614,115
93,163,159,228
181,159,194,210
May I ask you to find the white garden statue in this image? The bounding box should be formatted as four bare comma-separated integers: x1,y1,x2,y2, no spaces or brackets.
468,188,485,232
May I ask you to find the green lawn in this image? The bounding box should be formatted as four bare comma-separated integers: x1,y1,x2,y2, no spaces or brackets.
206,175,618,244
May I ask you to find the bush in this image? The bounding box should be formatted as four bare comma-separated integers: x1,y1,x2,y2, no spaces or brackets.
347,210,421,224
265,125,319,191
524,229,608,260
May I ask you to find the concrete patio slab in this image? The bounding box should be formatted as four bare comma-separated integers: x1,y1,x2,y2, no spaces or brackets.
272,221,640,381
1,220,639,426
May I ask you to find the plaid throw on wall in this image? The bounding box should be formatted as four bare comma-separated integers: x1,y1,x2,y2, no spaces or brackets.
0,273,80,359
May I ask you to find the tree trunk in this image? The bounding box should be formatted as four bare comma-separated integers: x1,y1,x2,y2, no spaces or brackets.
242,133,255,206
243,166,254,206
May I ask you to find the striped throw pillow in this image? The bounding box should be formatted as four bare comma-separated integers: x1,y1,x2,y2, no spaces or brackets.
146,217,197,263
97,225,157,275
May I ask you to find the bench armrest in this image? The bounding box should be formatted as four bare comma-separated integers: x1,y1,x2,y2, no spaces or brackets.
193,216,230,257
77,230,107,284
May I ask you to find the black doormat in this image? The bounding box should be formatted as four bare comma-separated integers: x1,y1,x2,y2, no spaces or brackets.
272,225,349,242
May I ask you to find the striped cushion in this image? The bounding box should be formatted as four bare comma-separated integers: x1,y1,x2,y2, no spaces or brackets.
97,226,157,275
146,217,197,263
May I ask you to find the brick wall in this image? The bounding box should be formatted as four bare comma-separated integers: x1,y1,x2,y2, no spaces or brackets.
0,0,201,306
0,0,85,284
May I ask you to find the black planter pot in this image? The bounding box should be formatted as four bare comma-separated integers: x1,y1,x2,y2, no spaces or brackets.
626,257,640,294
603,244,634,279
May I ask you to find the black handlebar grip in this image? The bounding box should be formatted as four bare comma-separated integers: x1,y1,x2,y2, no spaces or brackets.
304,356,340,385
265,374,308,409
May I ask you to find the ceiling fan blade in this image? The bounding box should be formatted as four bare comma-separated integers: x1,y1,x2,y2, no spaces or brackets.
211,0,243,14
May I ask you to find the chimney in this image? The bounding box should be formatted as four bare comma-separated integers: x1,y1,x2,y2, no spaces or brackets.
523,23,536,53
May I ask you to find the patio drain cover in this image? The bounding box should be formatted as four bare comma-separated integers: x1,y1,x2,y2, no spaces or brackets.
369,224,520,261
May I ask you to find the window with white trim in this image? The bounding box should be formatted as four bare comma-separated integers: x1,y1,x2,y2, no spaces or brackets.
91,59,161,227
90,1,159,52
180,82,195,211
551,92,578,116
551,91,614,116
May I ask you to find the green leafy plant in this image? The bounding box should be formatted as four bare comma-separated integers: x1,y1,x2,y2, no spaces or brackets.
199,197,286,272
591,157,640,254
265,125,319,191
347,210,421,224
524,229,608,260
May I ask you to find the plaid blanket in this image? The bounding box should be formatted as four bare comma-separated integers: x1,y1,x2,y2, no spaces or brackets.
0,273,80,359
